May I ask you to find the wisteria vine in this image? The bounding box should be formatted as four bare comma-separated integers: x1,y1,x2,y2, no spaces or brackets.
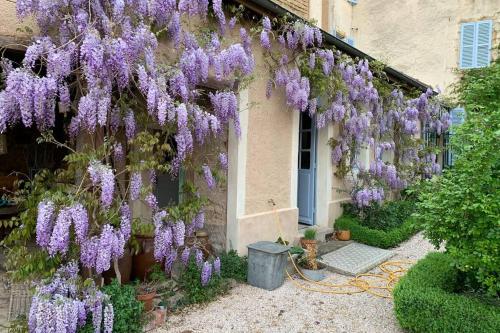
260,18,450,207
0,1,253,331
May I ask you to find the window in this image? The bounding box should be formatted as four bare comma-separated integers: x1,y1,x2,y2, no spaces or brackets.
345,37,355,47
423,122,438,148
443,107,466,168
460,20,493,69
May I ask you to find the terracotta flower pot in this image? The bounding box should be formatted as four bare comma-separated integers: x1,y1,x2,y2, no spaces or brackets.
336,230,351,241
137,291,156,312
300,238,317,249
132,235,156,281
153,308,167,327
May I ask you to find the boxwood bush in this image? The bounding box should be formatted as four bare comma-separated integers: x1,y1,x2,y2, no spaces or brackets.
343,200,416,231
393,252,500,333
335,214,418,249
414,57,500,294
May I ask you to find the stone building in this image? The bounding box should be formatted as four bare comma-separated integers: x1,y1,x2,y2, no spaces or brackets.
1,0,488,255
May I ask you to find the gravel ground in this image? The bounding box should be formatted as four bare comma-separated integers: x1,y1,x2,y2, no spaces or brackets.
157,233,437,333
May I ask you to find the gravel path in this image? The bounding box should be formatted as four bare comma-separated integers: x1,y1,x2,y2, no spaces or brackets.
157,233,437,333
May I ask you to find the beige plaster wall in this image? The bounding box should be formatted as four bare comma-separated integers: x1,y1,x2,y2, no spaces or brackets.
0,1,35,46
233,207,299,255
245,50,295,216
329,0,354,38
329,123,351,226
191,136,229,254
351,0,500,94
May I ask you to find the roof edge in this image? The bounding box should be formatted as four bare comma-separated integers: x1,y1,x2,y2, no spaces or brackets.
239,0,433,93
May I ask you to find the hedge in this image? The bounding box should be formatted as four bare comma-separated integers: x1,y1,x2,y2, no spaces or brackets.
334,214,418,248
393,252,500,333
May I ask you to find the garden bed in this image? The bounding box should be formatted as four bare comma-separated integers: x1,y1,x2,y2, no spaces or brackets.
393,252,500,333
334,214,418,249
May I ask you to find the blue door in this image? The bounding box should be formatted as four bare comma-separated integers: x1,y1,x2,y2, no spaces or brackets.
297,112,317,225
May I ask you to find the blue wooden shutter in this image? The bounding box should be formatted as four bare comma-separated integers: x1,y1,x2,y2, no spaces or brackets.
476,20,492,67
460,23,475,68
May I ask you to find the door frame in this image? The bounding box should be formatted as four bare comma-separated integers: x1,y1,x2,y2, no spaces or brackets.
297,112,318,225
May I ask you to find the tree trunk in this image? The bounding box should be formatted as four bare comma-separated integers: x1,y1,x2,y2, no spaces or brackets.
114,258,122,285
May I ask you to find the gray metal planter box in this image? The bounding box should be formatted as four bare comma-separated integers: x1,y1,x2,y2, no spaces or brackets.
247,241,289,290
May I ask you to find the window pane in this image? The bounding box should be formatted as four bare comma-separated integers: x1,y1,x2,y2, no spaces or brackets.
301,131,311,150
300,151,310,169
301,113,311,130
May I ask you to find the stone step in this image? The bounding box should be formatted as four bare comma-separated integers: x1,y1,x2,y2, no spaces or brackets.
296,226,334,243
318,240,353,257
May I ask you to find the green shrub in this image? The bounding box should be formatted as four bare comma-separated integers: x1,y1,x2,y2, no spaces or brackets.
335,214,418,248
393,252,500,333
414,57,500,295
343,200,415,231
78,280,144,333
103,280,144,333
219,250,248,282
179,258,229,305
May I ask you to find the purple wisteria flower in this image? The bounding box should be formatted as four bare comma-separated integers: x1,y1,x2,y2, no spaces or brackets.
195,248,203,268
212,0,226,33
260,31,271,50
70,203,88,244
181,247,191,265
213,257,221,276
100,166,115,209
36,200,55,247
130,172,142,200
120,203,131,240
172,221,185,247
29,262,111,333
201,261,212,286
145,193,158,210
48,208,72,256
218,152,228,170
263,16,272,31
202,164,216,189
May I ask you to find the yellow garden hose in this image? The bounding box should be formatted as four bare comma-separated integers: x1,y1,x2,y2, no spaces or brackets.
269,201,413,299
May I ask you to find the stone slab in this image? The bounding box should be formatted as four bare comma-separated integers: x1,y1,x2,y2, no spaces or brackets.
318,240,353,256
320,243,394,276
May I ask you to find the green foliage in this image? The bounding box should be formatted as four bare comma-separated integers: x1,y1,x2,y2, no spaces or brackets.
335,213,418,249
147,264,168,283
179,258,229,305
303,228,316,240
219,250,248,282
103,280,144,333
414,56,500,295
78,280,144,333
1,171,62,281
343,200,416,231
393,252,500,333
288,246,304,255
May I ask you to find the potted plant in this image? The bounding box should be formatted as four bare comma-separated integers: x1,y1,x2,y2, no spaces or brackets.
335,228,351,241
131,221,156,281
136,280,157,312
296,242,327,282
300,228,317,249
